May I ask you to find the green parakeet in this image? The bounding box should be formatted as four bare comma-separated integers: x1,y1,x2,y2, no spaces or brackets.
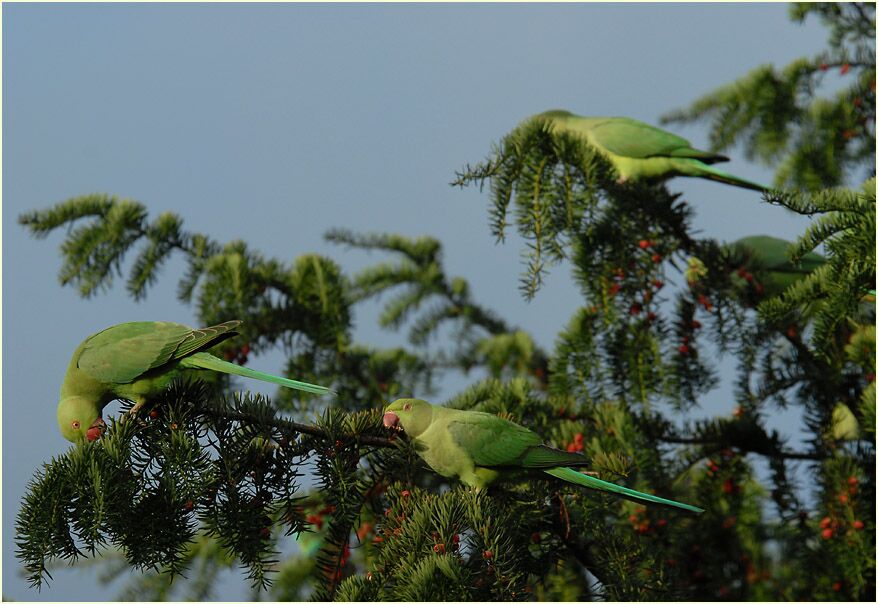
532,110,766,192
383,398,703,513
57,320,332,444
730,235,826,297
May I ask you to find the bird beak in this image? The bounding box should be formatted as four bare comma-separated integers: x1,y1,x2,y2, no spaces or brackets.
86,417,106,442
383,411,400,430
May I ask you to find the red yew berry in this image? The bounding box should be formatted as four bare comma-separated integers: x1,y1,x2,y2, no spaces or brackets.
574,432,583,444
656,518,668,528
433,543,445,554
848,476,859,486
821,528,834,539
697,294,713,311
241,343,251,356
401,490,410,498
838,493,848,505
820,516,832,529
691,319,702,329
733,406,744,419
652,279,664,289
678,344,690,355
646,311,657,322
723,516,737,529
531,532,541,544
737,267,748,278
608,283,621,296
149,409,159,419
452,534,460,543
819,63,828,71
651,253,663,264
786,326,798,338
638,239,651,249
853,520,864,530
722,479,735,494
483,550,494,560
184,500,194,511
840,63,850,75
629,303,642,315
372,536,383,544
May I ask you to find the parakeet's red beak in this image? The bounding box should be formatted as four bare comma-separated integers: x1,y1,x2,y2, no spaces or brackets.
383,411,400,430
86,417,106,442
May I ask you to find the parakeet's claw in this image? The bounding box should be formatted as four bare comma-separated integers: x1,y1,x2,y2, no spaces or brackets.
128,400,146,416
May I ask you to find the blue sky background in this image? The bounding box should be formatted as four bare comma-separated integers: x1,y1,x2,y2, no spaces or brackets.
3,3,833,600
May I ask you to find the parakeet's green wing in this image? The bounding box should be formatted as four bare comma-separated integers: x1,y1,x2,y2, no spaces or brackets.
586,118,726,162
446,413,546,467
77,321,240,384
733,235,825,274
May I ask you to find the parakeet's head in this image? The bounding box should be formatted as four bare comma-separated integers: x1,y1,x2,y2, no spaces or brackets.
383,398,433,438
57,396,105,443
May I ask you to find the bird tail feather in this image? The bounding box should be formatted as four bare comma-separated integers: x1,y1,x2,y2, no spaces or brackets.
543,467,704,513
699,164,767,192
180,352,334,396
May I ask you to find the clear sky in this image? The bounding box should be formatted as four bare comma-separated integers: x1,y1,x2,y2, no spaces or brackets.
3,2,830,600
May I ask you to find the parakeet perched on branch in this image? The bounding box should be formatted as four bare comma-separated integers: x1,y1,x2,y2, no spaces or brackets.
531,109,767,192
730,235,825,297
383,398,703,513
57,320,332,443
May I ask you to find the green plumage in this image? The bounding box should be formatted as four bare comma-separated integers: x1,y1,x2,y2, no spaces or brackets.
57,321,332,443
531,110,767,192
730,235,826,297
383,398,703,513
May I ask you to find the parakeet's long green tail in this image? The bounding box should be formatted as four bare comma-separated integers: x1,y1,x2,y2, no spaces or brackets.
544,467,704,513
696,164,767,193
180,352,333,396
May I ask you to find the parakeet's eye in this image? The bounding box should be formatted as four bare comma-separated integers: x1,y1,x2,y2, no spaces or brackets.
404,403,412,411
71,421,81,429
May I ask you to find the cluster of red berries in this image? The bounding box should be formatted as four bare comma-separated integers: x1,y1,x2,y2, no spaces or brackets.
677,319,702,356
734,266,765,297
566,432,584,453
223,343,251,365
430,532,461,554
628,506,667,535
819,476,864,539
637,239,663,265
305,503,336,531
339,543,351,567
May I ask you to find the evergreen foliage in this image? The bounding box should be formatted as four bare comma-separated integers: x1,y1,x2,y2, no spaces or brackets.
15,3,875,600
661,2,875,191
